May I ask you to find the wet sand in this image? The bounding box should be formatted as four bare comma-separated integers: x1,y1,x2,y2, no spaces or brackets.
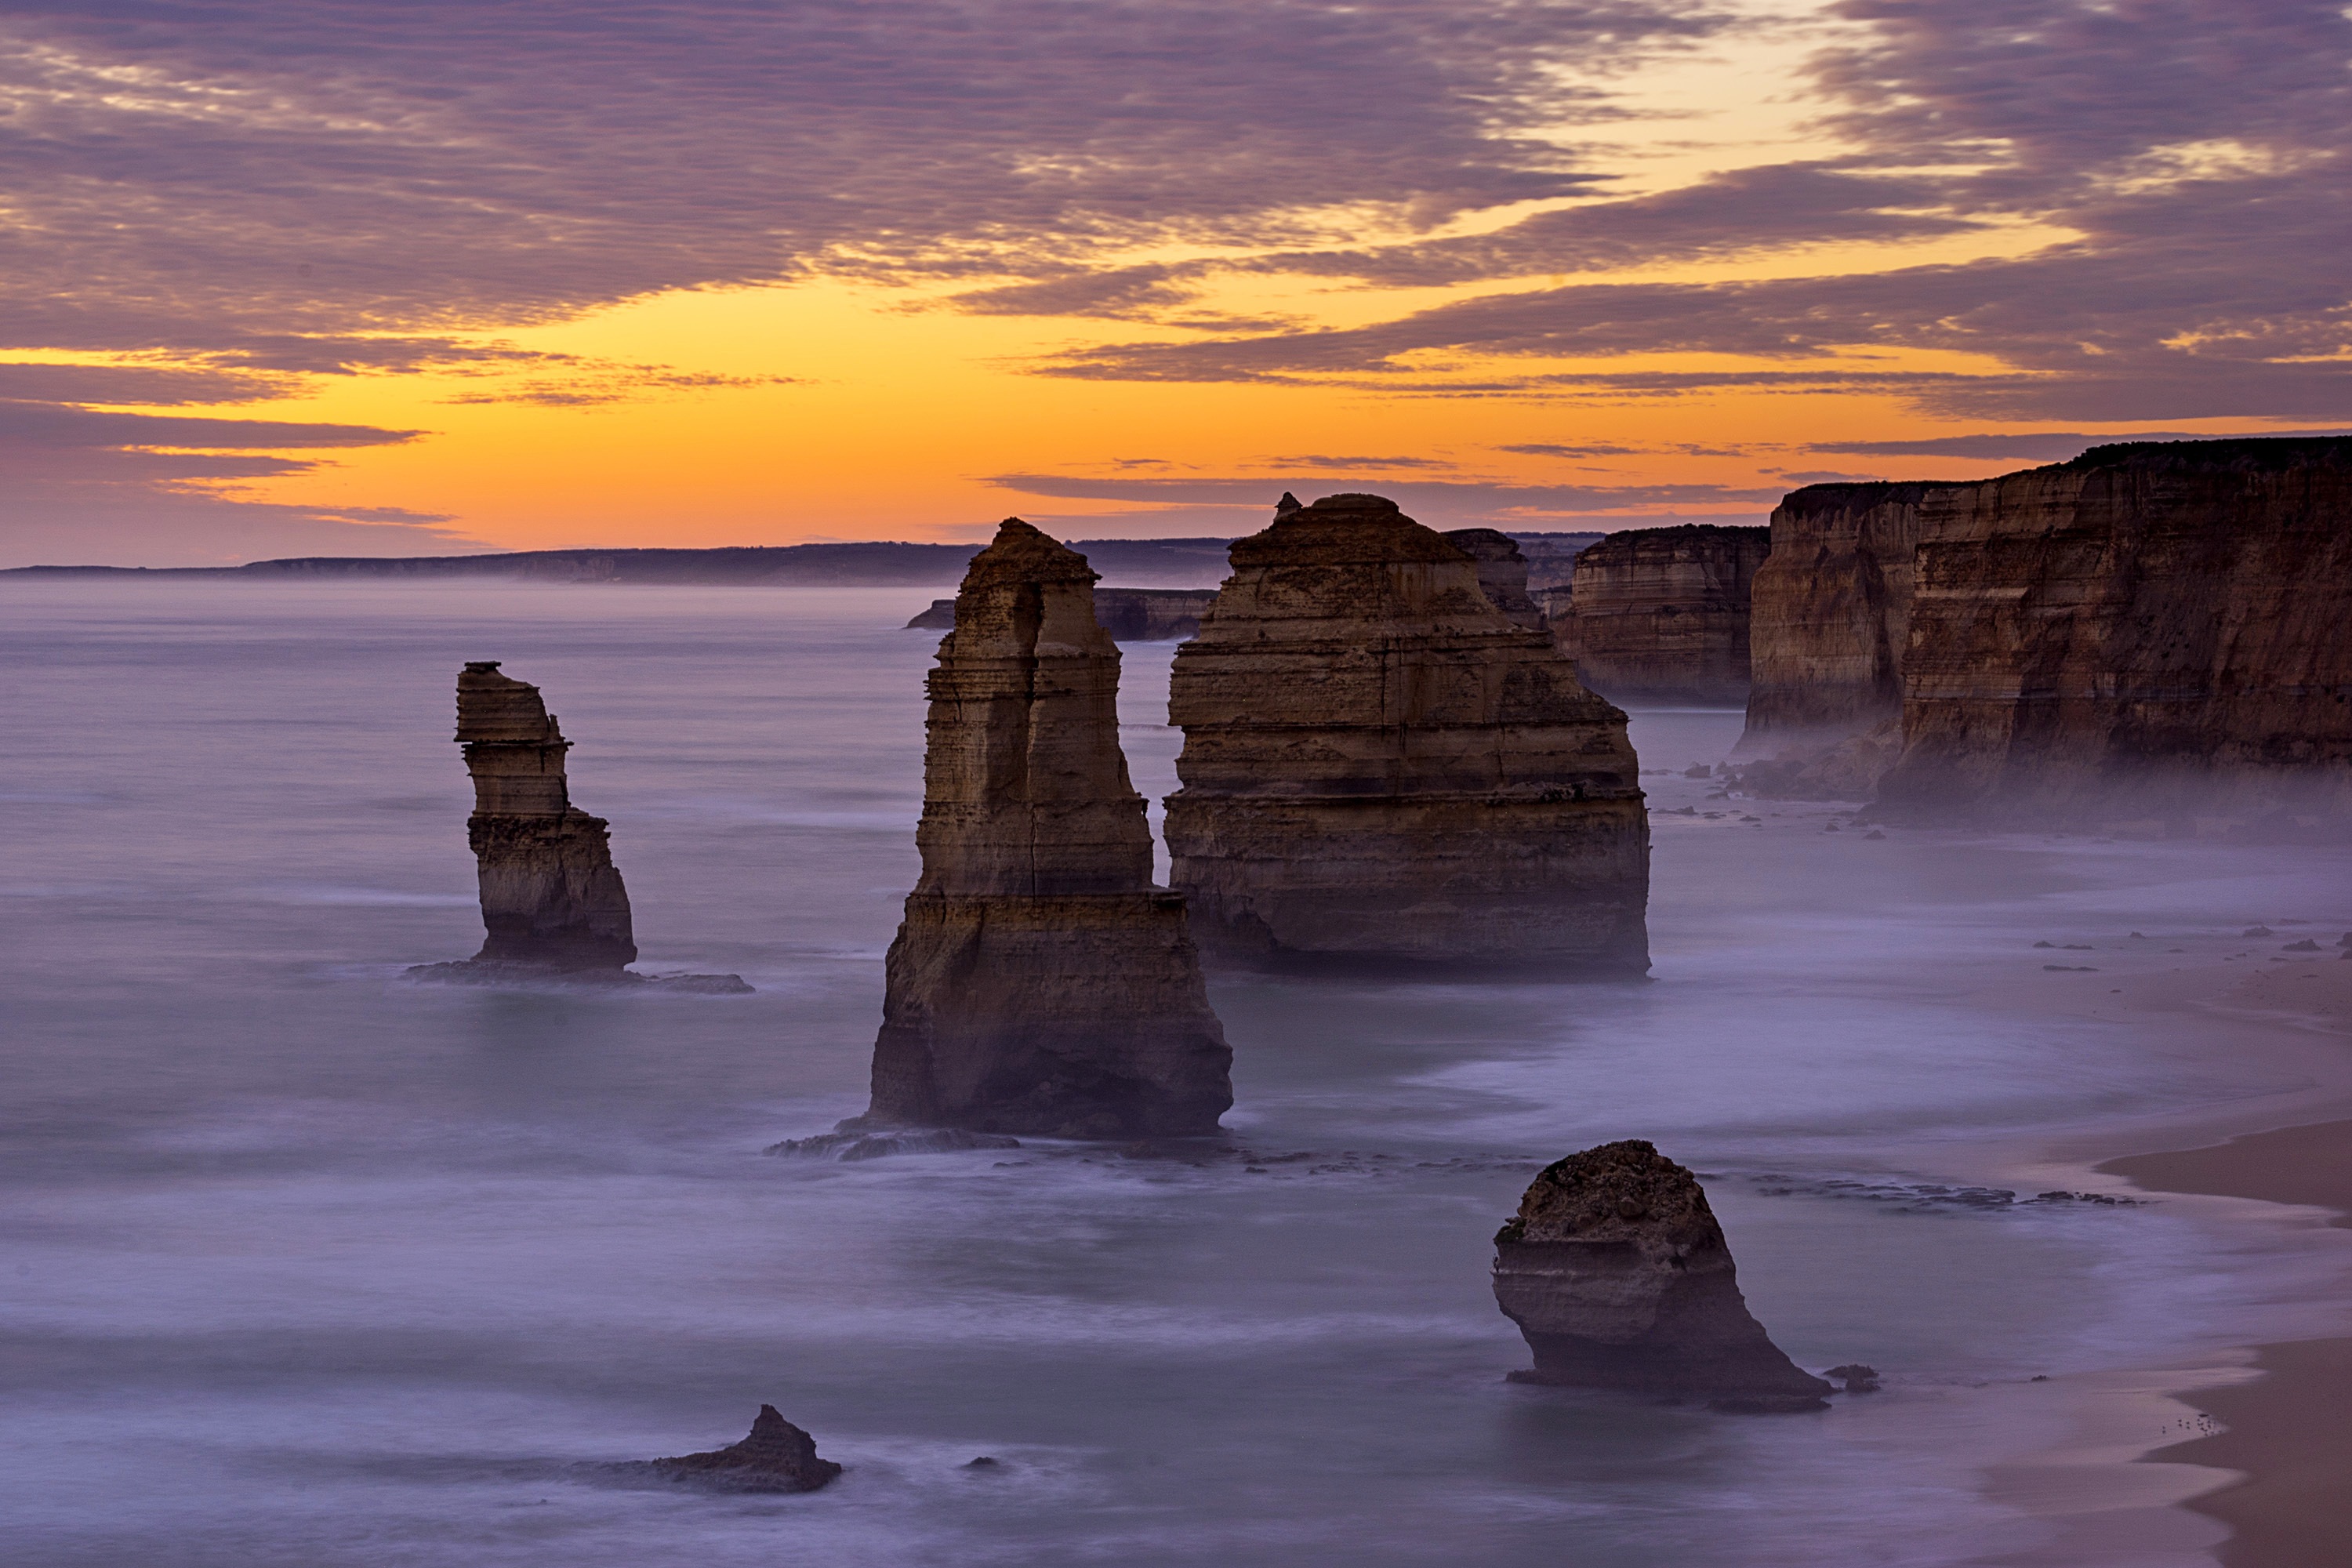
2103,1117,2352,1566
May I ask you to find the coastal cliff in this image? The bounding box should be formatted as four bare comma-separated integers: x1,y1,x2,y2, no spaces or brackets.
1740,486,1935,750
1555,524,1770,706
1163,493,1650,974
448,662,636,971
1494,1140,1831,1411
1878,437,2352,827
858,520,1233,1138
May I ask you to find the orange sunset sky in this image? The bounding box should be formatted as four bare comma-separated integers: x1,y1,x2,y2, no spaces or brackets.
2,0,2345,565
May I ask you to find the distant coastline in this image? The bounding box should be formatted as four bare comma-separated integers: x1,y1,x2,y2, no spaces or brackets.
0,532,1606,590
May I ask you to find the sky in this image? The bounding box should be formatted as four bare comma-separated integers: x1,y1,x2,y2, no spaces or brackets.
2,0,2347,566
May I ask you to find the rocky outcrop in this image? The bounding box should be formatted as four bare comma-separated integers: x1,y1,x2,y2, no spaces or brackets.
1163,493,1650,974
1877,437,2352,828
855,520,1233,1139
445,662,635,971
1555,524,1771,706
906,586,1219,641
1493,1140,1831,1412
1441,528,1549,630
647,1406,841,1493
1741,485,1936,751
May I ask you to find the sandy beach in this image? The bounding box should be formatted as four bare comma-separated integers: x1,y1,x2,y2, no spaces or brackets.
2102,1116,2352,1567
2063,942,2352,1567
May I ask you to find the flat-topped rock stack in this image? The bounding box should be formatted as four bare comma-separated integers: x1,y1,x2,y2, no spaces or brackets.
855,520,1233,1139
1163,493,1650,974
447,662,637,971
1494,1140,1831,1412
1555,524,1771,706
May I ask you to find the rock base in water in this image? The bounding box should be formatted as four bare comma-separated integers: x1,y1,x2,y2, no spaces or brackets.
1494,1140,1832,1413
766,1127,1021,1160
645,1405,841,1493
405,960,752,993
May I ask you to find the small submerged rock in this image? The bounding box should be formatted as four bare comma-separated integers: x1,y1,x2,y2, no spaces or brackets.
645,1405,840,1494
766,1127,1021,1161
1492,1140,1834,1414
407,961,752,993
1824,1363,1881,1393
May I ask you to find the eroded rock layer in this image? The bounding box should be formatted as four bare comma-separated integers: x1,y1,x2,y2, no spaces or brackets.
1878,438,2352,826
861,520,1232,1139
1556,524,1770,706
452,662,635,970
1163,493,1649,973
1493,1140,1830,1411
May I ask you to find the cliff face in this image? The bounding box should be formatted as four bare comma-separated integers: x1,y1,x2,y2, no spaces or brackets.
1163,493,1650,974
452,662,636,970
1878,438,2352,826
861,520,1233,1139
1555,524,1771,706
1493,1140,1830,1411
1741,486,1937,749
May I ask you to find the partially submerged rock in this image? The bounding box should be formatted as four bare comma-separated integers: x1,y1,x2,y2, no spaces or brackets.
648,1405,840,1493
766,1127,1020,1161
1164,493,1650,974
855,520,1234,1139
1493,1140,1831,1411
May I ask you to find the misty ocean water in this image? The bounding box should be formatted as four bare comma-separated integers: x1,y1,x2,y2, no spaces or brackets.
3,582,2347,1566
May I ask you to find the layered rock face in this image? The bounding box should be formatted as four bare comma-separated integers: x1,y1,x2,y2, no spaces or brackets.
1163,494,1650,974
860,520,1233,1139
1493,1140,1830,1411
1740,485,1934,750
906,586,1218,641
1877,438,2352,826
1555,524,1771,706
1441,528,1549,630
452,662,636,970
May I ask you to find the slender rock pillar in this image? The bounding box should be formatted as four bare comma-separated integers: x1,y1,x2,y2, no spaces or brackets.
453,662,636,971
858,521,1233,1138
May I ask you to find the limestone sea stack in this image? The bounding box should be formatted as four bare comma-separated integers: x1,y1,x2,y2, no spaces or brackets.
648,1405,841,1493
857,520,1233,1139
1164,494,1650,974
450,662,635,970
1493,1141,1831,1412
1555,524,1772,706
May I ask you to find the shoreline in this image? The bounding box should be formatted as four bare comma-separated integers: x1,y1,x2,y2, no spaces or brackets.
2099,1120,2352,1567
1924,935,2352,1565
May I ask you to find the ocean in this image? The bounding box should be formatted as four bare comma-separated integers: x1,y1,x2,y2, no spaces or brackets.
3,580,2346,1566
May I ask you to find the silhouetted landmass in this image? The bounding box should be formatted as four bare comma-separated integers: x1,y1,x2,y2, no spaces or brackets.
5,532,1602,590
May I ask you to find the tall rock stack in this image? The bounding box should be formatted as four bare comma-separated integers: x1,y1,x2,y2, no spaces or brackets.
1493,1140,1831,1412
1163,493,1650,974
452,662,636,971
1555,524,1772,706
1878,437,2352,827
859,520,1233,1139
